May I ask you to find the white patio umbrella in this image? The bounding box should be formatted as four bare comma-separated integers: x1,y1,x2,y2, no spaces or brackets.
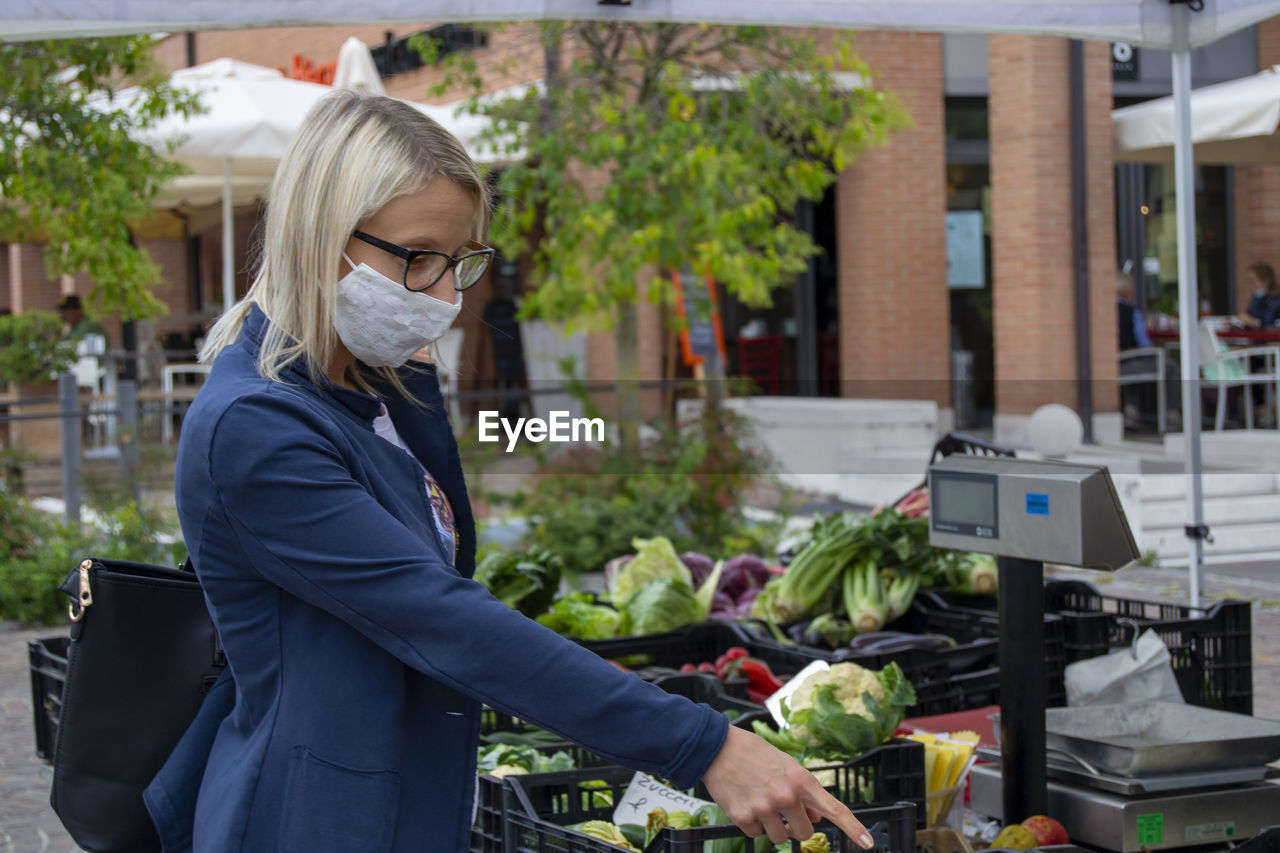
334,35,387,95
133,58,337,311
330,36,516,161
134,55,500,309
1114,64,1280,163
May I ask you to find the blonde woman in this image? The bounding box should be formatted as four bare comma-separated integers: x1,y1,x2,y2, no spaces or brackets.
145,91,873,853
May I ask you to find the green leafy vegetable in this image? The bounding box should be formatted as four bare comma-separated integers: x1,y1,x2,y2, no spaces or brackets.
474,546,564,618
928,550,998,596
476,743,575,776
608,536,692,607
620,577,702,636
536,593,621,639
754,510,934,631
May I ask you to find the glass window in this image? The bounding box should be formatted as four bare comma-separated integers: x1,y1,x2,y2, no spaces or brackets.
1139,164,1230,316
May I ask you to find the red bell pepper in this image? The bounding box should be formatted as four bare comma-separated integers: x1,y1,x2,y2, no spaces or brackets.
736,658,785,703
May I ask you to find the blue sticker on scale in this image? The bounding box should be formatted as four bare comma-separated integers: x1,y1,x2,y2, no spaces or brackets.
1026,493,1050,515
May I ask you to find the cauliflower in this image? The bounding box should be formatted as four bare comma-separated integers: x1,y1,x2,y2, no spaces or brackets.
802,756,838,788
485,765,527,779
754,661,914,761
787,662,884,746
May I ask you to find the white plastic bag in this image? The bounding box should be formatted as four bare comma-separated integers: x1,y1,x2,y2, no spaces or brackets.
1065,628,1185,706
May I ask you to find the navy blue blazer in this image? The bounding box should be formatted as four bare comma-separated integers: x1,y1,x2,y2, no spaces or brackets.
144,305,727,852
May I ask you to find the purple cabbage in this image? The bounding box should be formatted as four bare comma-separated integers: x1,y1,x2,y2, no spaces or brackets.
709,590,737,619
720,554,772,601
679,552,716,588
733,586,763,618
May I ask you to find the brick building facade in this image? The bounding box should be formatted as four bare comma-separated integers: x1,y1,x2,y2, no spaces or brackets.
4,21,1278,450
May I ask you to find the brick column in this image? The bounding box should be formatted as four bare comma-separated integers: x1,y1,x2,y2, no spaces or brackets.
988,36,1118,447
6,243,66,459
836,31,949,410
1233,17,1280,312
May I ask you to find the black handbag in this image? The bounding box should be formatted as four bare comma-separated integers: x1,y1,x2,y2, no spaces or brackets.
52,557,225,853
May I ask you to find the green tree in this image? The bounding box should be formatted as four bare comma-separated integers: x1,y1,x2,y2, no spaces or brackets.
0,310,76,385
0,37,199,319
432,23,908,428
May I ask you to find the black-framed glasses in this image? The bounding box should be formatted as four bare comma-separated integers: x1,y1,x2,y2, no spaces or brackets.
351,230,495,292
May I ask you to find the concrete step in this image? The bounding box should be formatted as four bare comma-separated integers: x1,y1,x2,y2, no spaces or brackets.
1141,521,1280,559
1138,472,1280,501
1142,493,1280,528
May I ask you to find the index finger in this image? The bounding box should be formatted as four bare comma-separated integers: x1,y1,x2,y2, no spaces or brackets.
804,785,875,849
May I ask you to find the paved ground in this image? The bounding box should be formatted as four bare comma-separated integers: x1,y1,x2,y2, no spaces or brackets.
2,559,1277,852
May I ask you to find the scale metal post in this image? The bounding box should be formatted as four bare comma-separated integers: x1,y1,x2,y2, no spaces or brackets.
927,456,1139,824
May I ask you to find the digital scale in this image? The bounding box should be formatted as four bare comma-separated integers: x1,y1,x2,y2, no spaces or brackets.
926,455,1280,852
969,755,1280,852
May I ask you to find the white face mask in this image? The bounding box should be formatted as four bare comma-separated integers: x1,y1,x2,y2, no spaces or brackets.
333,255,462,368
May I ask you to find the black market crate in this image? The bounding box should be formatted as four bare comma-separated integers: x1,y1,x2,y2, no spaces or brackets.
1042,579,1253,714
28,635,69,762
578,620,824,680
892,593,1068,709
503,764,918,853
472,673,768,853
738,623,1000,688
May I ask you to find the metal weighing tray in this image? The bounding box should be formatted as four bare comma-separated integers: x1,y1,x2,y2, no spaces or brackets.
975,746,1276,796
993,702,1280,777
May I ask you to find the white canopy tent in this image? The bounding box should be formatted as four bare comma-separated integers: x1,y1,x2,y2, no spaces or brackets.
2,0,1279,50
12,0,1280,601
1114,63,1280,162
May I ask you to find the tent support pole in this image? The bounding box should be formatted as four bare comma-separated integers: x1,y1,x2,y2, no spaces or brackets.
1172,0,1207,605
1070,39,1094,443
222,156,235,313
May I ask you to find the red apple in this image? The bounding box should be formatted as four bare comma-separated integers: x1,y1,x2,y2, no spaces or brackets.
1022,815,1070,847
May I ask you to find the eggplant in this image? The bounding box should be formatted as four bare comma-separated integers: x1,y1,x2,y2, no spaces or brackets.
847,630,918,650
848,631,956,654
787,620,818,646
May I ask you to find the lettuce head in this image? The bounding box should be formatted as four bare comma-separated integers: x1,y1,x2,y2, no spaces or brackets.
607,536,691,608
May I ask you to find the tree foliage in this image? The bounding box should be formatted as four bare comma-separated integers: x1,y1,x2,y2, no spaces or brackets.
0,37,200,319
433,23,910,327
0,309,76,385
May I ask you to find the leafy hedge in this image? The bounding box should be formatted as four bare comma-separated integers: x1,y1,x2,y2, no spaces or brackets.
0,490,183,625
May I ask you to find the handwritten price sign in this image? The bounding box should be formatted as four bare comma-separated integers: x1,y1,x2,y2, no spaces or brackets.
611,771,714,827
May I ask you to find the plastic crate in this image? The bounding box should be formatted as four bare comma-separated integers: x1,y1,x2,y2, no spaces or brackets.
27,635,69,762
585,619,1004,721
1042,579,1253,714
578,620,824,677
472,674,770,853
739,626,1001,695
503,764,918,853
899,593,1068,709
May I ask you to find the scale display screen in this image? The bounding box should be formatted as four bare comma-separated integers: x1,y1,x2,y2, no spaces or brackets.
931,471,998,538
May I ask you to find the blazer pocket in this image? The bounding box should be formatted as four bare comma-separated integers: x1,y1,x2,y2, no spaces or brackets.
279,746,401,853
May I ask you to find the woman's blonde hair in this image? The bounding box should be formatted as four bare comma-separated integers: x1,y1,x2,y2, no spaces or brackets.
199,89,491,396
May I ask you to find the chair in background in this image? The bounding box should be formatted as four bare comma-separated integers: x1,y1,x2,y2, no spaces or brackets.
161,363,213,443
1198,321,1280,430
433,328,465,424
72,334,114,450
1118,346,1167,433
736,334,783,395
